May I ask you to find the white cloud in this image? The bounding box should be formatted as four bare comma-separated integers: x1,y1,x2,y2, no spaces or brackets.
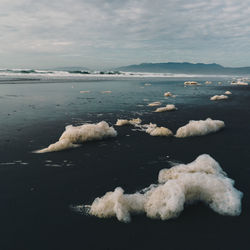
0,0,250,68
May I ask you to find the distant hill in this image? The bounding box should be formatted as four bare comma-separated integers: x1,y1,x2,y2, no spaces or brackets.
115,62,250,75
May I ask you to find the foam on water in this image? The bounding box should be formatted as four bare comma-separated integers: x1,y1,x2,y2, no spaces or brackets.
225,91,232,95
175,118,225,138
231,81,248,86
80,91,90,93
164,92,172,97
115,118,142,126
144,123,173,136
147,101,161,107
210,95,228,101
82,154,242,222
155,104,177,112
34,121,117,153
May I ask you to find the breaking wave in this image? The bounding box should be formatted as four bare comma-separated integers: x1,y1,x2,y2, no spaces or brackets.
34,121,117,153
79,154,242,222
0,69,231,79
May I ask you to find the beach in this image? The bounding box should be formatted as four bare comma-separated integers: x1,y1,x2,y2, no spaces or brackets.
0,75,249,250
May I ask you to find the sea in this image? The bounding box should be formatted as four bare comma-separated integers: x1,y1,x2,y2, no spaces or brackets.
0,69,249,250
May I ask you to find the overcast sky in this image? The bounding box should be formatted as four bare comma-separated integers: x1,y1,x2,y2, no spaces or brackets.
1,0,250,69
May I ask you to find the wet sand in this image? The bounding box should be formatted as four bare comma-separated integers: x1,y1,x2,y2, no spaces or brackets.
0,81,249,250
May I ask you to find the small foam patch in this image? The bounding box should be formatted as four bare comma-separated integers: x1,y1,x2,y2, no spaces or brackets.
147,101,161,107
155,104,177,112
164,92,172,97
115,118,142,126
210,95,228,101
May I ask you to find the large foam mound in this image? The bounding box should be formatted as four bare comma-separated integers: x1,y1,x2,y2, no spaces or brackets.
34,121,117,153
175,118,225,138
158,154,226,183
210,95,228,101
155,104,177,112
115,118,142,126
84,154,242,222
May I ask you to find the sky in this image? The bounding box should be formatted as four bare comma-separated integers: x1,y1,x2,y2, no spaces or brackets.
1,0,250,69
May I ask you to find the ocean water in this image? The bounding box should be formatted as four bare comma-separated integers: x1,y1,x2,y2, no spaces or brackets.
0,74,249,250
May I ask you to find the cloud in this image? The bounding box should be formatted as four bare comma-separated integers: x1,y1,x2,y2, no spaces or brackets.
1,0,250,68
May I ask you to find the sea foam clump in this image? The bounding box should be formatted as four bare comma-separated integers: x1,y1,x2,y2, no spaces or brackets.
175,118,225,138
231,81,248,86
225,91,232,95
164,92,172,97
115,118,142,126
84,154,242,222
147,101,161,107
155,104,177,112
144,123,173,137
184,81,199,85
115,118,172,137
210,95,228,101
34,121,117,153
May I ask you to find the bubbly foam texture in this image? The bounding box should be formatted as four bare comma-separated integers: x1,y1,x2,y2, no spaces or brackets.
145,123,173,136
184,81,198,85
115,117,172,137
158,154,226,183
155,104,177,112
164,92,172,97
115,118,142,126
132,122,173,137
147,101,161,107
175,118,225,138
89,187,146,223
231,81,248,86
34,121,117,153
210,95,228,101
225,91,232,95
84,154,242,222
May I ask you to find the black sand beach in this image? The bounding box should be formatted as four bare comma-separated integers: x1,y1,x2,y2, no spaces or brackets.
0,78,249,250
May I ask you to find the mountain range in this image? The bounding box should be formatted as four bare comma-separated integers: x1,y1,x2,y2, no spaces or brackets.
115,62,250,75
